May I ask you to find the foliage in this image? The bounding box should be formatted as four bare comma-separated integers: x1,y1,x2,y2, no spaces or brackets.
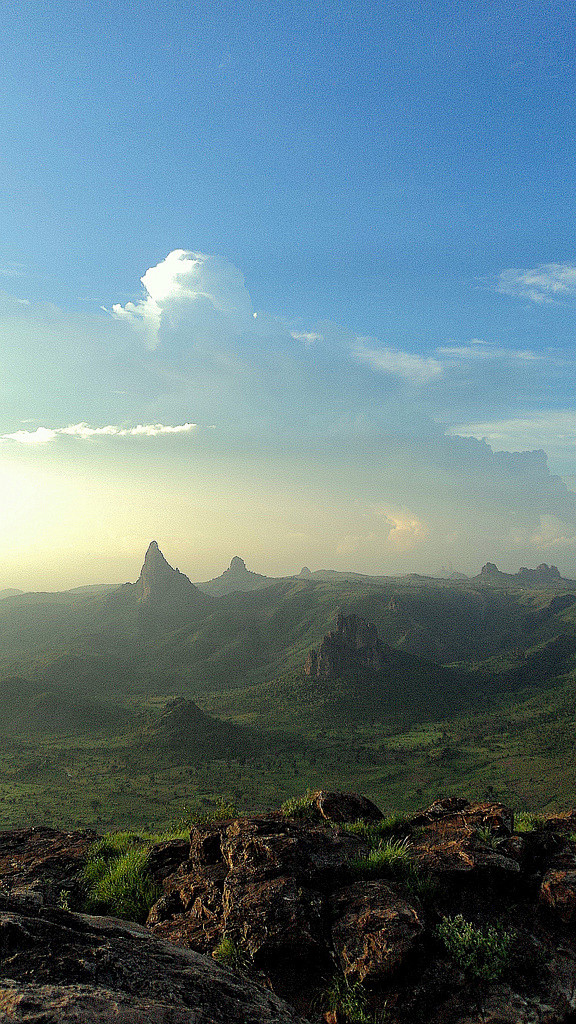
323,975,381,1023
515,811,545,833
280,788,318,819
82,833,161,923
350,837,413,879
342,814,409,848
436,913,515,982
212,936,252,972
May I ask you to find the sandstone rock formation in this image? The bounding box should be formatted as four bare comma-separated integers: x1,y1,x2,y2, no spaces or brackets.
304,611,389,679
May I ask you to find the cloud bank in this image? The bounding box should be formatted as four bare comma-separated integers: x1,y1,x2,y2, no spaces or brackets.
1,422,197,444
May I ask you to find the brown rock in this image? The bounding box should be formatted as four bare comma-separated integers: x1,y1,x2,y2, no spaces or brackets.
221,815,365,885
147,838,190,883
331,881,423,982
0,826,97,906
223,873,328,966
540,869,576,924
310,790,383,823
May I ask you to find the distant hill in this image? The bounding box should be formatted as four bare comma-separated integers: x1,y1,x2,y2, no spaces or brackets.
197,556,274,596
0,589,23,600
474,561,576,588
137,696,263,759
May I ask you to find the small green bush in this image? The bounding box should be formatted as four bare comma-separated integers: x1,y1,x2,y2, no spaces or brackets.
323,976,374,1024
515,812,545,834
437,913,515,982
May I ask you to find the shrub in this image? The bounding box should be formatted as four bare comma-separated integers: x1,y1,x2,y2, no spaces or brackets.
515,812,545,834
323,976,376,1024
436,913,515,982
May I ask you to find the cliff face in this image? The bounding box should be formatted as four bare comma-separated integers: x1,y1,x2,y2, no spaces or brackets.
304,611,389,679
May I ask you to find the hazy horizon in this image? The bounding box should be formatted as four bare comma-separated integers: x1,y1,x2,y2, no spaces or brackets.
2,3,576,590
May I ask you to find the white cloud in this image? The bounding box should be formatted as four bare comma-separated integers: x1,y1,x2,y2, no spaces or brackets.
509,516,576,553
291,331,323,345
448,410,576,452
352,341,443,386
109,249,252,349
437,344,540,362
0,261,26,278
0,422,198,444
497,263,576,304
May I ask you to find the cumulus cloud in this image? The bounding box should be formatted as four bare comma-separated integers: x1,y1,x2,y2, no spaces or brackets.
0,422,197,444
379,510,429,550
497,263,576,303
109,249,252,348
352,341,443,386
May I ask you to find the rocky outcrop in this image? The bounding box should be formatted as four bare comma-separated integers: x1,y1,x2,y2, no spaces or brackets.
6,797,576,1021
304,611,389,679
477,562,575,588
0,825,97,907
0,893,303,1023
135,541,204,607
145,795,576,1022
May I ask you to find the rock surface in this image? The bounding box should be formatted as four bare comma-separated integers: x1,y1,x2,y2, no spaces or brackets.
0,893,303,1023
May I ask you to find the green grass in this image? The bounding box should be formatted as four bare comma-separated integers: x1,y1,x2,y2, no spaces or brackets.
82,842,161,923
280,788,318,819
322,976,381,1024
350,837,413,879
515,811,546,833
212,937,252,972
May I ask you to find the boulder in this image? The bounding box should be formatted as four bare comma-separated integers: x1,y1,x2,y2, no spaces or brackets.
309,790,383,824
540,870,576,924
0,826,97,907
222,873,328,966
220,815,365,885
0,894,304,1023
330,881,423,982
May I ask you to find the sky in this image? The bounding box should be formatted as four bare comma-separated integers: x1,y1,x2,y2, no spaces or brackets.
1,0,576,589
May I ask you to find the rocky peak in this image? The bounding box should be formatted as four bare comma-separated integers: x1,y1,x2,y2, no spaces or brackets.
134,542,203,609
299,566,312,578
304,611,388,679
480,561,500,576
229,556,247,573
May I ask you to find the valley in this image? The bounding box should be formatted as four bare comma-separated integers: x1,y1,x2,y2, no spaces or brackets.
0,543,575,830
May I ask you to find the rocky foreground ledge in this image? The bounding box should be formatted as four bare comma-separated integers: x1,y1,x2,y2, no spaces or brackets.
2,793,576,1022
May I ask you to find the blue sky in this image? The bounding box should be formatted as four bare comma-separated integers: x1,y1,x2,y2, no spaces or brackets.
1,0,576,587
